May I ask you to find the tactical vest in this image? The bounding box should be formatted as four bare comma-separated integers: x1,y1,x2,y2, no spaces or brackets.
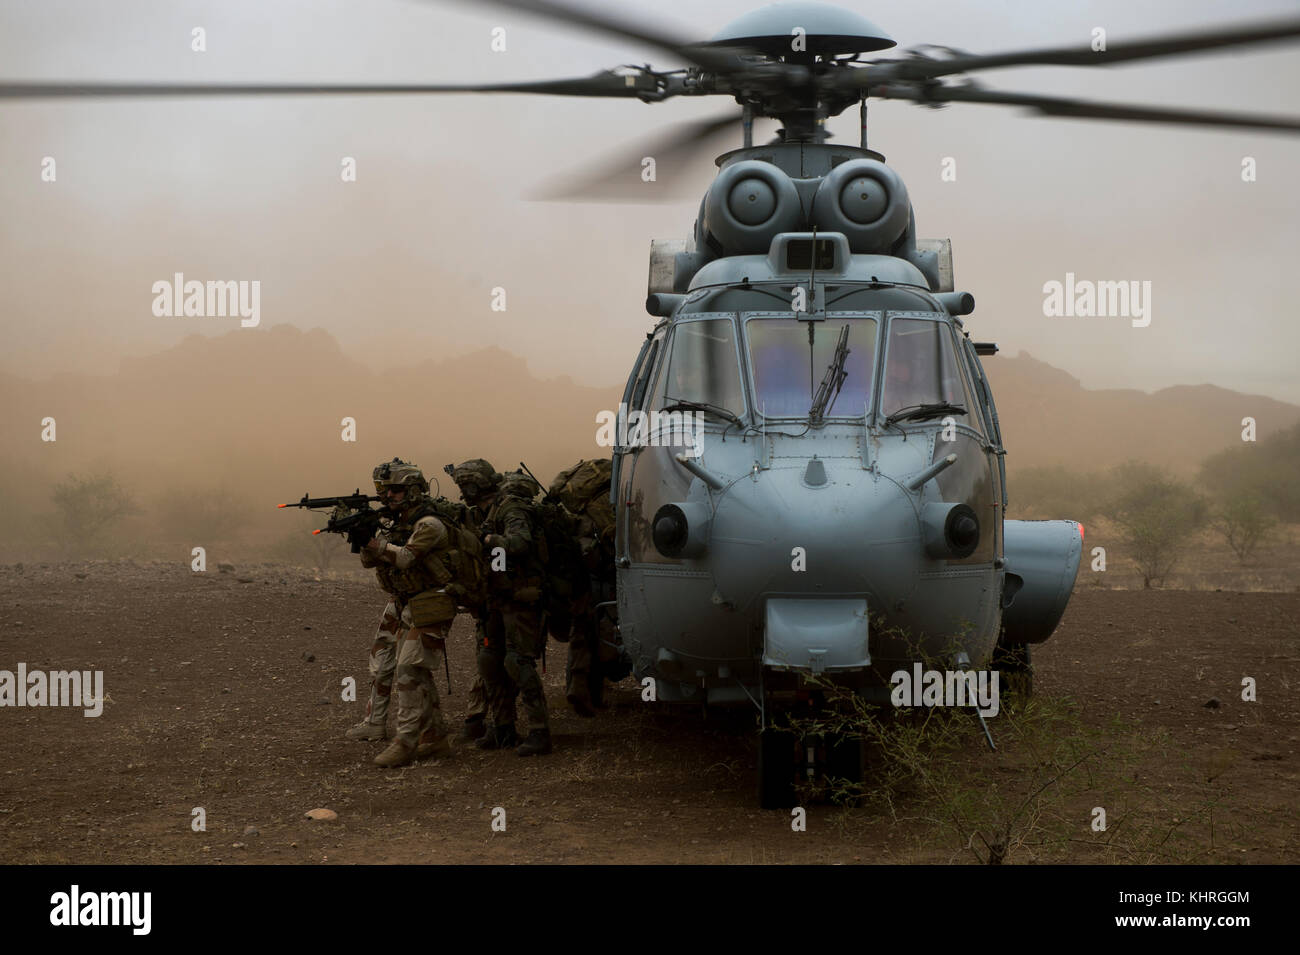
374,502,454,599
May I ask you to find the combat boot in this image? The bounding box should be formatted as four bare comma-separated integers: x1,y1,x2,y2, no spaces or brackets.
415,733,453,760
345,720,389,741
374,739,416,768
566,677,596,718
456,715,486,743
475,723,518,750
516,728,552,757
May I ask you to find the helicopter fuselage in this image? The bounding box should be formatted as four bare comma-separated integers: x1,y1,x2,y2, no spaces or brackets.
611,144,1081,713
615,286,998,705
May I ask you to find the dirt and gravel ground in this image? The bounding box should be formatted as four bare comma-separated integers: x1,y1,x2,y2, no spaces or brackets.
0,559,1295,864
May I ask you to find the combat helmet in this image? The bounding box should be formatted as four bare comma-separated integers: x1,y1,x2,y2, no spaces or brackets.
445,459,501,502
500,469,541,501
373,457,429,503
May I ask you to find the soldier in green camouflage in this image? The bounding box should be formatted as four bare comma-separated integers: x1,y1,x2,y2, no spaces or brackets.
445,459,510,744
547,460,618,716
345,458,462,768
480,469,553,756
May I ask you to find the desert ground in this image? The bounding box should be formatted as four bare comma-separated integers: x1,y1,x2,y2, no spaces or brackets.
0,554,1296,865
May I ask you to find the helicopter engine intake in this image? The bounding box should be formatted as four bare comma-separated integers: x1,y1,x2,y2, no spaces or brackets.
702,160,802,254
811,158,911,253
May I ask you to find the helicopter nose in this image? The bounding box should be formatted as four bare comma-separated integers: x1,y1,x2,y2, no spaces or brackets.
707,465,920,611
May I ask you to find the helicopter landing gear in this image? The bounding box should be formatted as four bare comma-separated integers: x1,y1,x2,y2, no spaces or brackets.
758,720,866,809
758,725,799,810
825,734,866,788
993,638,1033,697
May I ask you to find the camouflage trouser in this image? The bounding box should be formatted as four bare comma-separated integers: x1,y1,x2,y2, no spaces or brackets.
476,607,516,727
363,602,402,725
502,605,549,732
466,673,487,720
566,611,593,695
392,604,451,747
464,612,492,721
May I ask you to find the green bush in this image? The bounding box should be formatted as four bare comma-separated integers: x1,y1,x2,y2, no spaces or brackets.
1102,462,1206,588
51,473,139,543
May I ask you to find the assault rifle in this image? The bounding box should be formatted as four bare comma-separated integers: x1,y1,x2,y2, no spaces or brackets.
278,489,390,553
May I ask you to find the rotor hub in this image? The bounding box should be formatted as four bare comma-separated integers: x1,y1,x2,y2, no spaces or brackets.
705,2,896,56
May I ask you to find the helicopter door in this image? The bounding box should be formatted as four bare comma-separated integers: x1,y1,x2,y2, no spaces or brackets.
612,333,654,514
958,335,1008,550
883,314,998,565
615,327,667,561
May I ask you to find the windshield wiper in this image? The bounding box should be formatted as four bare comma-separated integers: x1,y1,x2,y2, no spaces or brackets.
662,398,744,431
883,402,967,427
808,324,851,424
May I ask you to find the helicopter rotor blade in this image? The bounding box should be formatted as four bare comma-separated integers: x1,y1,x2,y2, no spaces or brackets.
530,111,743,201
874,82,1300,134
868,17,1300,80
436,0,759,74
0,71,673,100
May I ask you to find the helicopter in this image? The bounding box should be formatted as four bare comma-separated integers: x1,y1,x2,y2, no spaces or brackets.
7,1,1298,808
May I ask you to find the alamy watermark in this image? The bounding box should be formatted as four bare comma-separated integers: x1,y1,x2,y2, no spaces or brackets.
595,403,704,455
1042,272,1151,328
151,273,260,327
0,664,103,717
50,885,150,935
890,663,999,717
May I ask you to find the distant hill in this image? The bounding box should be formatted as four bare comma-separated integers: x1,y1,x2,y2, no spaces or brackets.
1,328,1295,551
984,352,1300,477
0,326,619,548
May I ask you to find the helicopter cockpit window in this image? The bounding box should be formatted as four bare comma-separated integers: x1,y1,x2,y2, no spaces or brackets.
880,317,971,426
746,317,878,418
658,318,745,419
630,335,662,412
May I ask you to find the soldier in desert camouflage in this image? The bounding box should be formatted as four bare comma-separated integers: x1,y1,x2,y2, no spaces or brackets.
345,458,471,768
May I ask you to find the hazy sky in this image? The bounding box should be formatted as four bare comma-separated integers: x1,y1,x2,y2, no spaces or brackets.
2,0,1298,401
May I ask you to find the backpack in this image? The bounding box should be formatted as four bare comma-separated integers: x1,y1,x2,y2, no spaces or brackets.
549,458,612,514
535,499,589,639
549,459,616,581
425,496,486,611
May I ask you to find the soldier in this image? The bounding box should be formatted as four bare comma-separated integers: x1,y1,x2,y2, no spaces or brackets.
445,459,508,745
480,469,553,756
345,458,463,768
547,459,618,716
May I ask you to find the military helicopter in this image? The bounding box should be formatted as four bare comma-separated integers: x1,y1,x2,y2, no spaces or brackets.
8,1,1298,807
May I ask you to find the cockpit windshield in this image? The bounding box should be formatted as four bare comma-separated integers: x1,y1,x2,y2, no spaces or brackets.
880,317,972,425
746,316,879,418
659,318,746,416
